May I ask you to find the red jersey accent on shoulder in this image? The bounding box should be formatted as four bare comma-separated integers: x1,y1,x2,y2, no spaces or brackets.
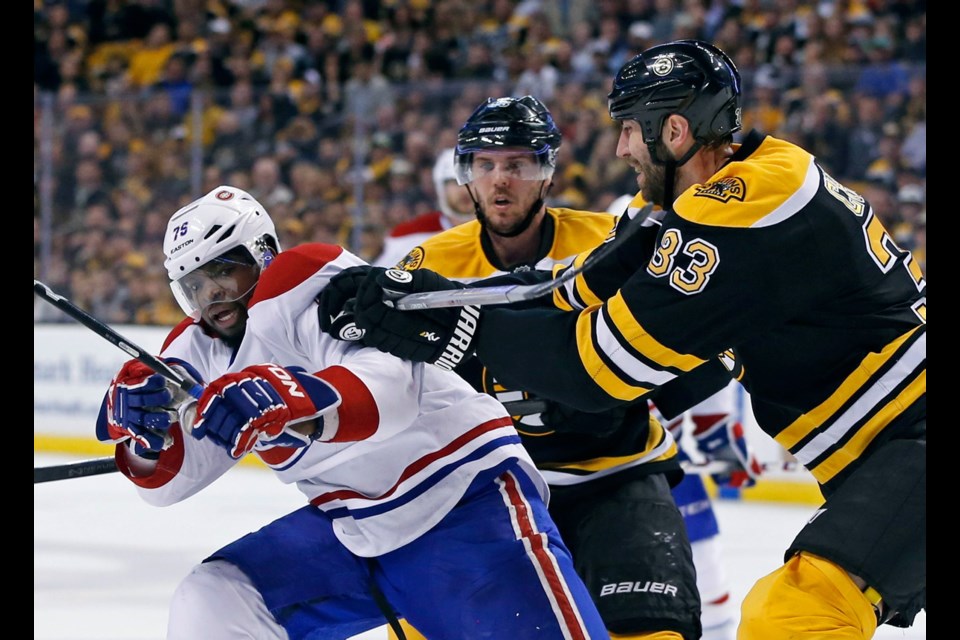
389,211,444,238
162,317,197,351
249,243,344,307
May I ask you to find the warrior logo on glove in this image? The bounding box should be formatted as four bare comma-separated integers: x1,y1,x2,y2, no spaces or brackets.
378,269,480,371
433,305,481,371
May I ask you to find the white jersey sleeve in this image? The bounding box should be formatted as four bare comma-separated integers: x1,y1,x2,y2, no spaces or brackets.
123,243,546,558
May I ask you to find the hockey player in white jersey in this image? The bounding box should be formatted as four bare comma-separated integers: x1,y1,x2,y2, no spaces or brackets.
95,185,609,639
373,147,475,268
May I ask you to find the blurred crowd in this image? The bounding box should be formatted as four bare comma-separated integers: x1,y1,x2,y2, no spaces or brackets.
34,0,926,325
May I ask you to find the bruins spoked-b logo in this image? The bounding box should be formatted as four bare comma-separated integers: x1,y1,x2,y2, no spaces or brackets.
651,55,675,76
693,177,746,203
396,247,425,271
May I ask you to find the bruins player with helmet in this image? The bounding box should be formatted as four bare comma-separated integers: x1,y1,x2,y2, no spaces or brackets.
323,95,755,640
327,40,926,638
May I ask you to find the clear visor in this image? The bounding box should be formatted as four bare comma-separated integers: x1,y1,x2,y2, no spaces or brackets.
455,149,555,185
170,252,259,320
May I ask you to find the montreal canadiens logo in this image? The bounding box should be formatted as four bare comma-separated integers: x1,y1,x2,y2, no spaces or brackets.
216,190,235,200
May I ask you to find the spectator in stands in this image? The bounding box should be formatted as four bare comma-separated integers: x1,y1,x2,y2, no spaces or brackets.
32,0,925,328
249,156,295,210
845,93,886,181
127,22,176,89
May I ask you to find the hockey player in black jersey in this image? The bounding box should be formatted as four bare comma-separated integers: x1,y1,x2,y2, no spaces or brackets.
348,94,761,640
322,40,926,639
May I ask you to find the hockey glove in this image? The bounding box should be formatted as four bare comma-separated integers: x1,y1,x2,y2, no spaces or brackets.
96,359,202,458
318,265,374,342
192,364,341,459
353,268,478,371
692,417,763,488
540,400,630,438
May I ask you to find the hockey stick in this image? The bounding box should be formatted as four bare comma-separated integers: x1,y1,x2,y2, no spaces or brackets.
34,280,203,401
34,456,119,483
681,459,805,476
392,204,652,310
33,399,550,484
35,449,802,485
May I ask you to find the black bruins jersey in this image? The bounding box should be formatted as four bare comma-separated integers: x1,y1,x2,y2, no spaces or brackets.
393,207,688,486
479,131,926,496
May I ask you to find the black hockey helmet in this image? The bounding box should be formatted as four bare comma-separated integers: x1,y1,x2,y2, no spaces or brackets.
608,40,742,149
454,95,562,185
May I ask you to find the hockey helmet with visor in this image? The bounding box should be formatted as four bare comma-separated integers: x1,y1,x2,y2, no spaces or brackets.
163,186,280,321
454,95,562,186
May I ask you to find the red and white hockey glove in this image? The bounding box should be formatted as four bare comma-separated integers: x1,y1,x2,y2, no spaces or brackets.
192,364,341,459
96,358,201,458
692,416,763,488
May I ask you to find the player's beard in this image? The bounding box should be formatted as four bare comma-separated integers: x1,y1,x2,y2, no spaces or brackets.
475,182,547,238
637,152,668,208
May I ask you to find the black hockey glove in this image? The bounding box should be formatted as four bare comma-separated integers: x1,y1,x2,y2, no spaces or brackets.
353,268,479,371
540,399,630,438
318,265,374,342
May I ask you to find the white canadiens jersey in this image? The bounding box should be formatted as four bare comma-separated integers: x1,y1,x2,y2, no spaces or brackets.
132,243,545,557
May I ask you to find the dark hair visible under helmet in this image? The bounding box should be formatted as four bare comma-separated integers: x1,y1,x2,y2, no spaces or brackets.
608,39,741,164
454,95,562,186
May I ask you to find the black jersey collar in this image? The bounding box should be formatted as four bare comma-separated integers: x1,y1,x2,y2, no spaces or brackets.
731,129,766,161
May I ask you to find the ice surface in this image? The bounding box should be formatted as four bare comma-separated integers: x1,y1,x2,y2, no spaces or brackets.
34,453,927,639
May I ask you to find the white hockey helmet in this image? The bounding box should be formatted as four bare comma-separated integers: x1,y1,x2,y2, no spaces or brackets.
432,147,473,225
163,185,280,320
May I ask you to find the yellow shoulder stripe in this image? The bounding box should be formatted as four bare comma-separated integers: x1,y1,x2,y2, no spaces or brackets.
675,136,815,228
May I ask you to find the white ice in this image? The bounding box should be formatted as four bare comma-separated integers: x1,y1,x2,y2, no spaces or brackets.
34,453,927,639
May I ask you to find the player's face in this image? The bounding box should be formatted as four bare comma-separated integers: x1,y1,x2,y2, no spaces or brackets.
616,120,667,207
443,180,475,222
468,150,547,235
177,251,260,339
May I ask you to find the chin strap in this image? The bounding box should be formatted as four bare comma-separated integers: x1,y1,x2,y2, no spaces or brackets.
650,139,702,209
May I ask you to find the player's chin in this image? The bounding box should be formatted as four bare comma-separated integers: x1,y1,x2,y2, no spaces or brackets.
203,304,248,337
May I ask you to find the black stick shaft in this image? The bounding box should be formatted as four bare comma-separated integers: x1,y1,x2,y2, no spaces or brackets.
34,456,118,483
34,280,202,399
34,454,805,484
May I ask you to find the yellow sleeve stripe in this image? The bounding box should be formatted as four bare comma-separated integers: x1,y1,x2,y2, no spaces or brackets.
551,250,603,310
538,415,677,474
776,327,922,450
809,370,925,484
575,294,707,401
605,294,705,372
576,305,649,401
